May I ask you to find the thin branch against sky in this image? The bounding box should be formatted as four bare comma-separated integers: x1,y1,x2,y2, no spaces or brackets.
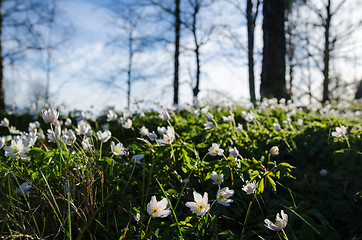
2,0,361,113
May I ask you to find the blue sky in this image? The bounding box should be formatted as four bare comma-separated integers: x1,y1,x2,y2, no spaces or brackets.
4,0,362,114
9,0,253,113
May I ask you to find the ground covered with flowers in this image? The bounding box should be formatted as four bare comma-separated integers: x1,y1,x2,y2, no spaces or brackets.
0,99,361,239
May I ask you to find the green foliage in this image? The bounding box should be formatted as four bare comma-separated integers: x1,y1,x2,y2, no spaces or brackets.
0,100,361,239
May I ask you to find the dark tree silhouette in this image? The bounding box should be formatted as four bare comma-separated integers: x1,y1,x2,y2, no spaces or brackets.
355,80,362,99
0,0,5,111
174,0,181,106
1,0,50,111
184,0,216,104
260,0,288,100
246,0,260,104
144,0,183,106
322,0,333,103
106,1,151,110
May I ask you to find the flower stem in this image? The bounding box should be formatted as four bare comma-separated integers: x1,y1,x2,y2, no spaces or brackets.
241,196,254,239
200,200,216,237
174,169,193,210
345,136,350,150
282,130,292,152
99,141,103,160
156,179,184,239
145,216,152,235
281,229,289,240
170,144,176,166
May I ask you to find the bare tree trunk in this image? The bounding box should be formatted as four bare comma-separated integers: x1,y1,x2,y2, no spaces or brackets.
192,45,200,101
260,0,288,100
285,3,295,98
173,0,180,106
191,2,200,103
127,32,133,111
0,0,5,112
322,0,331,103
246,0,259,105
44,0,56,105
287,32,294,97
355,80,362,99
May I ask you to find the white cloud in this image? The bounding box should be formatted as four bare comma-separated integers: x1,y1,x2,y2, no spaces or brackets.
4,0,362,114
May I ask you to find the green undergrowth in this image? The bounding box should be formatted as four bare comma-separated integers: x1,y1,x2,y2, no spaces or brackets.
0,101,361,239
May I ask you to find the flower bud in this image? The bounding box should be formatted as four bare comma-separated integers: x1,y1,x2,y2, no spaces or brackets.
269,146,279,156
159,109,171,121
42,108,59,124
319,169,328,176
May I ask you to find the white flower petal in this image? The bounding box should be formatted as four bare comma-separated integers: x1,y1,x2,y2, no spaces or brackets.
193,191,203,202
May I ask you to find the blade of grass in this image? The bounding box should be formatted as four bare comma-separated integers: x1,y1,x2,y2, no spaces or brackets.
174,169,193,210
95,218,109,233
12,174,41,238
119,218,131,240
76,186,117,240
39,170,66,235
0,174,14,236
287,208,325,239
67,185,72,240
241,198,253,240
155,178,183,240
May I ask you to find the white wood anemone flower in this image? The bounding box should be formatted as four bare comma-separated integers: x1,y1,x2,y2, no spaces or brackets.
0,117,9,127
76,120,92,136
3,139,30,161
106,110,118,122
208,143,224,156
331,125,347,138
16,182,31,197
61,129,76,145
210,171,224,185
159,109,171,121
269,146,279,156
264,210,288,231
204,121,214,130
242,180,256,195
235,123,243,133
111,141,126,156
122,119,132,129
147,196,171,218
0,136,5,148
42,108,59,124
156,126,175,145
273,123,281,131
131,154,144,164
320,169,328,176
97,129,111,143
216,187,234,206
229,147,239,158
185,191,210,217
139,126,149,136
147,131,157,141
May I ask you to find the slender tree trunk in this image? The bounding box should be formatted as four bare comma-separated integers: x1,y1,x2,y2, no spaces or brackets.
127,33,133,111
191,3,200,103
246,0,259,104
260,0,288,100
45,41,51,105
355,80,362,99
0,0,5,112
45,0,56,105
173,0,180,106
322,0,331,103
285,12,295,98
287,38,294,97
193,45,200,101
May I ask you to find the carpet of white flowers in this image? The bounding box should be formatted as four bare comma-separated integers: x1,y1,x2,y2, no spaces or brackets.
0,99,361,239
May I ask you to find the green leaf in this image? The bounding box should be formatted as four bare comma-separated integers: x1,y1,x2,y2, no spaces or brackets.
256,178,265,194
